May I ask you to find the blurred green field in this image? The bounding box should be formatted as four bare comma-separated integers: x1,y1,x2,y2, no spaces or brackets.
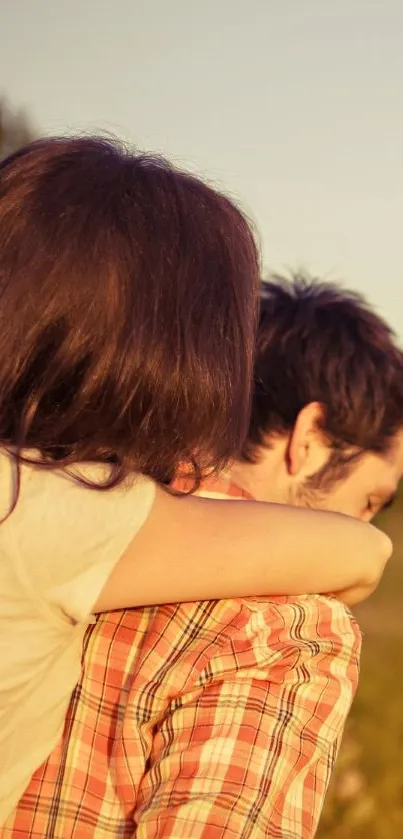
317,493,403,838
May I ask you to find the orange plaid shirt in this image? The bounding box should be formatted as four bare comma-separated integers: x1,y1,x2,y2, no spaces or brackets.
2,476,361,838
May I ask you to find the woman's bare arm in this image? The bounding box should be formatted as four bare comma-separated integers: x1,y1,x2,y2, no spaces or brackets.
94,487,391,612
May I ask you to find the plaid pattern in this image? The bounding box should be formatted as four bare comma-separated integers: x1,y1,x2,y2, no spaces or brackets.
2,476,361,838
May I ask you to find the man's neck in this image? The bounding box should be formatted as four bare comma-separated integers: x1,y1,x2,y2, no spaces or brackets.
229,440,290,504
227,461,258,500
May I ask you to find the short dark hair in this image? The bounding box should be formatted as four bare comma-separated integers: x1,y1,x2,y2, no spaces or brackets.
243,274,403,463
0,136,260,488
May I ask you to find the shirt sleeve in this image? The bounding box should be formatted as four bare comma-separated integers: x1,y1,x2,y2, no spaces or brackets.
133,597,361,839
6,461,156,623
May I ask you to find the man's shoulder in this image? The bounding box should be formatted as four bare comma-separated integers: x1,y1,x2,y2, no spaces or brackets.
89,593,361,699
170,472,361,655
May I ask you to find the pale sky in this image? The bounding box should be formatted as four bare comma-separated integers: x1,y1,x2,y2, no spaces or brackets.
1,0,403,334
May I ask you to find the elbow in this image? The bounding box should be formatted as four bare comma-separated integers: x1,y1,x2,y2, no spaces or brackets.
363,526,393,587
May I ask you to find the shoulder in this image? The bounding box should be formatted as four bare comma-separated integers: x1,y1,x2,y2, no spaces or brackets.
1,457,155,618
87,595,361,694
210,594,361,682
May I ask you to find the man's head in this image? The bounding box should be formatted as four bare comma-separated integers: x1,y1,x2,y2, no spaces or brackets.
231,275,403,520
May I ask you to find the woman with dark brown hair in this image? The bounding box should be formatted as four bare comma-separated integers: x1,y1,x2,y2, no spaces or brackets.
0,137,390,823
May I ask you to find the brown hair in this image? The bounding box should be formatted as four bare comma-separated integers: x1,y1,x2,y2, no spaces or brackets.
0,136,260,488
243,274,403,464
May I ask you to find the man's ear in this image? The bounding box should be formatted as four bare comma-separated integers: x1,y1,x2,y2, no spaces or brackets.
287,402,327,477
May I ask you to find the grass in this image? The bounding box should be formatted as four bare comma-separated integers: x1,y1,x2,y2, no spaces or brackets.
317,496,403,838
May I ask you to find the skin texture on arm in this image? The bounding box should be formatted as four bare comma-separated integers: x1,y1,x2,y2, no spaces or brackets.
94,485,392,612
133,596,361,839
